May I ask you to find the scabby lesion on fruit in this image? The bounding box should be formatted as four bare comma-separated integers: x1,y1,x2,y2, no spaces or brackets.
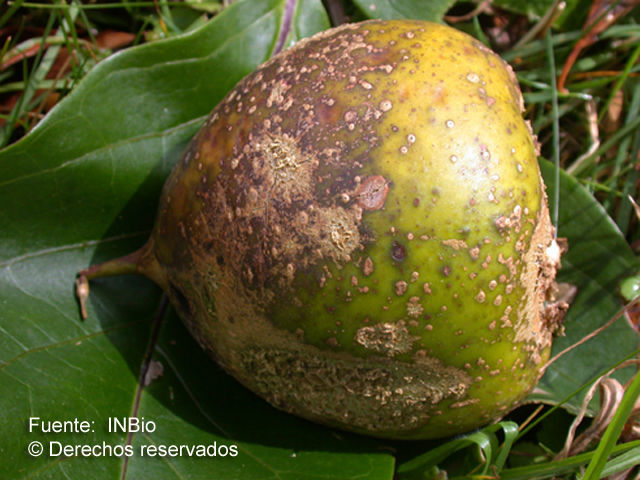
261,133,315,205
515,201,566,364
239,345,472,436
355,320,417,356
220,128,370,295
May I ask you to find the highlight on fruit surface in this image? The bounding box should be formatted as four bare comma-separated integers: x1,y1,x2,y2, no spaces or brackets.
77,19,566,440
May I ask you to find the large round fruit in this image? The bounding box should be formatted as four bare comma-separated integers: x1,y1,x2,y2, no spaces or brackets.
79,19,561,439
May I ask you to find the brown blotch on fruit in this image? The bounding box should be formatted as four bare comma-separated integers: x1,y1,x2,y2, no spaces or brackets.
356,175,389,211
362,257,374,276
395,280,408,296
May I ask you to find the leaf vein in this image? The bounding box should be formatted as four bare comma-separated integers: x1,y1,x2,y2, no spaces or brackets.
0,117,204,189
0,231,148,269
6,265,81,327
0,319,146,371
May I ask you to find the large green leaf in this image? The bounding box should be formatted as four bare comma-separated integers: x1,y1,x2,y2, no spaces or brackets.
352,0,456,21
0,1,396,479
530,160,640,414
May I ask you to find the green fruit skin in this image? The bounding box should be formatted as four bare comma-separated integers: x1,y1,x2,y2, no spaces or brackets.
147,20,557,439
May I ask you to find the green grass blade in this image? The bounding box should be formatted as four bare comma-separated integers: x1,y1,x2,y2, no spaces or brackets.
493,421,519,472
396,421,524,478
500,440,640,480
568,114,640,176
614,82,640,233
545,29,561,235
0,10,57,147
597,42,640,124
0,0,25,30
397,430,495,477
59,0,85,82
523,89,593,103
0,79,65,93
502,31,581,63
601,446,640,477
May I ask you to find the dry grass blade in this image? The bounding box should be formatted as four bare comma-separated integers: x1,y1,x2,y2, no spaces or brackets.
444,0,491,23
558,377,626,458
630,196,640,222
555,359,640,479
566,99,600,175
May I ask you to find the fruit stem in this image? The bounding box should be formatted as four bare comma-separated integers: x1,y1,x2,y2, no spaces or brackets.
79,250,142,280
76,241,162,319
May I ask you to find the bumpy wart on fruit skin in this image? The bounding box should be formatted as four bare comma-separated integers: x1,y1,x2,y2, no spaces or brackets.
138,20,560,439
